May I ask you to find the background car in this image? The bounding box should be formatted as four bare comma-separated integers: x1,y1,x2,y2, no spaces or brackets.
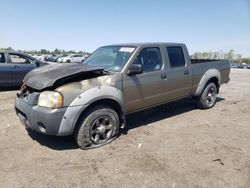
238,63,248,69
57,54,85,63
230,63,239,68
49,54,67,62
0,51,47,87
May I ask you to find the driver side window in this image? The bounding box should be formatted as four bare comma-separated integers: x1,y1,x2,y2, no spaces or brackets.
10,54,32,64
134,47,162,72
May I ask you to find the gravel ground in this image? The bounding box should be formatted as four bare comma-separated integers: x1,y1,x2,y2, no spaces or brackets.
0,69,249,188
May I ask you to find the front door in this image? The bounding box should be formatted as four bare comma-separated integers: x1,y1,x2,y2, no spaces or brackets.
9,53,36,86
123,47,165,113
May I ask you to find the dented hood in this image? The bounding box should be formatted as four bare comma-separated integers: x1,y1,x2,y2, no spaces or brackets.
23,63,104,90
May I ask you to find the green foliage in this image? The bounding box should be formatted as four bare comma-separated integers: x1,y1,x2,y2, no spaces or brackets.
0,47,14,51
191,49,250,64
0,47,91,56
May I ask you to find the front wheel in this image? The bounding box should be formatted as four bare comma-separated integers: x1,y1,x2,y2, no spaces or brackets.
197,82,218,109
74,105,120,149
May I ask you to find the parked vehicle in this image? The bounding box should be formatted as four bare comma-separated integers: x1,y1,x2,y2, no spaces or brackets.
230,63,238,68
32,54,42,59
0,51,47,87
43,54,54,62
49,54,66,62
36,54,47,61
238,63,248,69
15,43,230,149
57,54,85,63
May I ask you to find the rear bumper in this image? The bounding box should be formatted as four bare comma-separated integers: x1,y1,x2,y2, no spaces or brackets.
15,95,67,135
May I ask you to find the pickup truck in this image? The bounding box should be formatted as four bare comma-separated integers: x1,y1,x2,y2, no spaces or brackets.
0,51,46,87
15,43,230,149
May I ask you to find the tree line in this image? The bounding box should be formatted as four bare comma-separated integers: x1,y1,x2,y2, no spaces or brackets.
191,49,250,64
0,47,91,56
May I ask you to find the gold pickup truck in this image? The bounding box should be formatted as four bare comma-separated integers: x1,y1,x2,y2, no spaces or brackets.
15,43,230,149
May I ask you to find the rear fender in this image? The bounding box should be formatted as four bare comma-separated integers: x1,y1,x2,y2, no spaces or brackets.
194,69,221,96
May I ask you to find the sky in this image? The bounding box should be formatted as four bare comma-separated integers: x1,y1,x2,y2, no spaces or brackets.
0,0,250,56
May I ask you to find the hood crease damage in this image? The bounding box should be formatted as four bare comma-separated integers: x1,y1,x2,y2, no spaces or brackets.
23,63,106,91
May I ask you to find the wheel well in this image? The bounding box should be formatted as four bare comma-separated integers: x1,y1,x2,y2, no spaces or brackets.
89,99,123,117
76,98,124,128
207,77,219,92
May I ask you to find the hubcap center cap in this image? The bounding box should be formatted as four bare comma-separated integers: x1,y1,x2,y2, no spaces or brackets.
98,125,106,134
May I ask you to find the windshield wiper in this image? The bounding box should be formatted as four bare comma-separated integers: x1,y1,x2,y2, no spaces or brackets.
103,69,112,74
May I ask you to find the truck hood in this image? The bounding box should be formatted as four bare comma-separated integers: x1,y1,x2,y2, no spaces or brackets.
23,63,105,90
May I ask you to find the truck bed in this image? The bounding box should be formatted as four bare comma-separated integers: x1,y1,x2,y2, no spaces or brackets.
190,59,230,95
191,59,223,64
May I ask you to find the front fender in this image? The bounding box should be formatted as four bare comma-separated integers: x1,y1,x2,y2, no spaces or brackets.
58,86,124,135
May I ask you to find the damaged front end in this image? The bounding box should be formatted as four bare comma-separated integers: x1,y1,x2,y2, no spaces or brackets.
23,63,107,91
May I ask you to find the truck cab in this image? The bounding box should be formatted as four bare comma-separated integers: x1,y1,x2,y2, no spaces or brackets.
121,43,194,112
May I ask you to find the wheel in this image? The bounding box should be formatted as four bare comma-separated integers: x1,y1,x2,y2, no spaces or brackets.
74,105,120,149
66,59,71,63
197,82,217,109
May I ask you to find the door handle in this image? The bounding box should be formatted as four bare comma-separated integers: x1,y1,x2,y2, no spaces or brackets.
13,65,19,69
184,70,189,75
161,73,167,79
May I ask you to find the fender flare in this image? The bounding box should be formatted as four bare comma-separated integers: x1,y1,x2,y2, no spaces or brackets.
58,86,124,135
194,69,221,96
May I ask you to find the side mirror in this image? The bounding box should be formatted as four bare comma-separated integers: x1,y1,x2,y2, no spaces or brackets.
127,64,143,75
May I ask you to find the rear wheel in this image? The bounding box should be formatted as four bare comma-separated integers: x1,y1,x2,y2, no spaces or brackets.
74,105,120,149
66,59,71,63
197,82,217,109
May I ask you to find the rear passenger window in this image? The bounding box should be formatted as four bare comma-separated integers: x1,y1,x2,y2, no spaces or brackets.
0,53,5,63
167,47,185,68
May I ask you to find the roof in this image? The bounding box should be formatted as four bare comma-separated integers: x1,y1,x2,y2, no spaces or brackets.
0,51,38,61
105,42,185,47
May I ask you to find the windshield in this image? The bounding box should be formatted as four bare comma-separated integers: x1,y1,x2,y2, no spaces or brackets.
83,46,136,72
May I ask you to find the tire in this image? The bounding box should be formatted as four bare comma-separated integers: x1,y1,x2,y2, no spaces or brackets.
74,105,120,150
66,59,71,63
197,82,217,109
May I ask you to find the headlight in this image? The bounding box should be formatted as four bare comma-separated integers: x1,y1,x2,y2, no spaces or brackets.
38,91,63,108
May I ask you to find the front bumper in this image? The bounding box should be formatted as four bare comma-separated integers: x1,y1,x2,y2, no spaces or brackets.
15,95,67,135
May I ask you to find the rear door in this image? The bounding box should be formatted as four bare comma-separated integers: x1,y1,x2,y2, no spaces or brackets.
0,53,12,87
162,46,193,100
123,47,166,112
9,53,36,86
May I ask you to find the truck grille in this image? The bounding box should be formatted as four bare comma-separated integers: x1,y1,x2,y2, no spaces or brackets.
17,84,33,98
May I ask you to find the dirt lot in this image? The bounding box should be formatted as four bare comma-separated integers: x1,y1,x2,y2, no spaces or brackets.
0,69,249,188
